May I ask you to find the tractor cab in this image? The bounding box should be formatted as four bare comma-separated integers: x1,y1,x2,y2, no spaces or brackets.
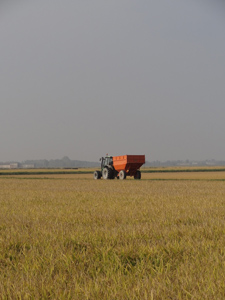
100,156,113,170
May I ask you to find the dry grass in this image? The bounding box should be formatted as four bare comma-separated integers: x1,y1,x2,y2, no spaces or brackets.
144,171,225,180
0,171,225,299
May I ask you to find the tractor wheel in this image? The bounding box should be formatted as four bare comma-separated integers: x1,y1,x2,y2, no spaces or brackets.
93,170,101,179
134,170,141,179
102,167,113,179
102,168,108,179
108,168,114,179
119,170,126,180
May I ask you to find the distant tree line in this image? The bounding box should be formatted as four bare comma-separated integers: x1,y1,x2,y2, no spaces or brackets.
145,159,225,167
1,157,225,169
21,156,100,168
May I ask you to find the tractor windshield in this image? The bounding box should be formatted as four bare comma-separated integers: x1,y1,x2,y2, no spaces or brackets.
101,156,113,169
105,157,113,166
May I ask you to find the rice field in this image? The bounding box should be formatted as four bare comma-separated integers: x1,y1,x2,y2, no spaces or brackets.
0,169,225,299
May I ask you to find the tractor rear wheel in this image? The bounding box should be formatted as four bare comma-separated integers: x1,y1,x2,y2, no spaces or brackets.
93,170,101,179
108,168,114,179
134,170,141,179
102,167,113,179
119,170,126,180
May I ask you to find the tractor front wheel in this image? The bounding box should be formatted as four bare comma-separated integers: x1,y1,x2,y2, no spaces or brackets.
93,170,101,179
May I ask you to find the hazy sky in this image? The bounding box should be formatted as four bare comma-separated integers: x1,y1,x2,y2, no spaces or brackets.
1,1,225,162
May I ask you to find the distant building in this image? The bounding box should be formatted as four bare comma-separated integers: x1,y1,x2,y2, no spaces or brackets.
10,163,19,169
21,164,35,169
0,163,19,169
0,164,11,169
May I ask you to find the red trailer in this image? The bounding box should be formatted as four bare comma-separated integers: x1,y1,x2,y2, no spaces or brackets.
93,155,145,180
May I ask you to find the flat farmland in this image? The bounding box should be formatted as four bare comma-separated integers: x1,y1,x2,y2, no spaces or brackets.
1,170,225,299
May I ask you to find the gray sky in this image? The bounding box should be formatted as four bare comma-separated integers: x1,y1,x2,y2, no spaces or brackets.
1,0,225,162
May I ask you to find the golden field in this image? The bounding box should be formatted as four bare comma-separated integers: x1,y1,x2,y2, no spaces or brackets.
0,169,225,299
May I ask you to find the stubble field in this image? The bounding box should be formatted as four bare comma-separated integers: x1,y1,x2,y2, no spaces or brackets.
0,169,225,299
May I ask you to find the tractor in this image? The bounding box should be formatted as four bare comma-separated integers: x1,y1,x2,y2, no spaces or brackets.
93,155,145,180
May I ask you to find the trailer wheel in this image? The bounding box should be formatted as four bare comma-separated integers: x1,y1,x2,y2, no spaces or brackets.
119,170,126,180
134,170,141,179
93,171,101,179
